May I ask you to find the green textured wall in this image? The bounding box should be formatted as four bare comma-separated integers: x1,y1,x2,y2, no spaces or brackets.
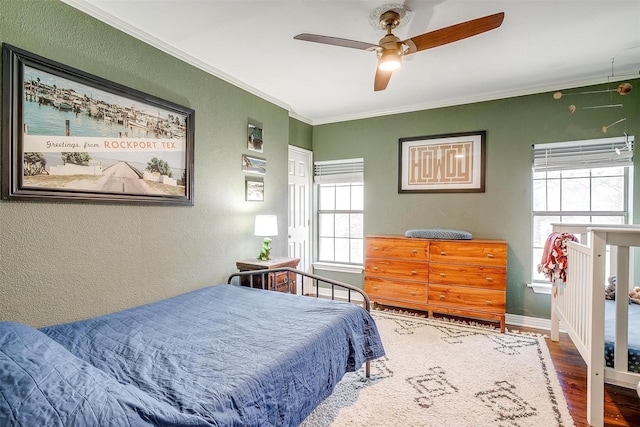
313,81,640,319
1,1,637,325
289,118,313,150
0,0,291,327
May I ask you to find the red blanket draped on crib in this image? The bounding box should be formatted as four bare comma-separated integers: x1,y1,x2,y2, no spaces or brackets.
537,232,578,282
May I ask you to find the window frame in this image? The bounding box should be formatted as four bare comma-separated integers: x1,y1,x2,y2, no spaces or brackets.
316,181,364,266
530,136,633,293
313,158,364,271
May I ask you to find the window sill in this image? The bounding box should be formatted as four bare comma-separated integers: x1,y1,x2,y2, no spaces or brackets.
527,282,552,295
313,262,363,274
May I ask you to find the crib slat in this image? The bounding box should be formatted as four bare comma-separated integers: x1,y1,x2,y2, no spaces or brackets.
614,246,629,372
586,230,606,427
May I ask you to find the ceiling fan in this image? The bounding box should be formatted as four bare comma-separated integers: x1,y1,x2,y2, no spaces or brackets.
294,8,505,91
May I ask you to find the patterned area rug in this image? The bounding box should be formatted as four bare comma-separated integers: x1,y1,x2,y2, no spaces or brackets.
302,311,574,427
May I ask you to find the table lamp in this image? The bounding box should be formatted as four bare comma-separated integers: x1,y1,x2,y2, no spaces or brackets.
254,215,278,260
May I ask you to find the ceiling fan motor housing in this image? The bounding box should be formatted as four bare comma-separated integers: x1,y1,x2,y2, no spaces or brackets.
379,33,403,54
378,10,404,62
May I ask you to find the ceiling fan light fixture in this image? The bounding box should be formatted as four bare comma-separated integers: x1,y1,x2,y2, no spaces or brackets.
378,50,402,71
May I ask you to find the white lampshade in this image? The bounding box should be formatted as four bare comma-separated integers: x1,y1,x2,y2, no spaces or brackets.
254,215,278,237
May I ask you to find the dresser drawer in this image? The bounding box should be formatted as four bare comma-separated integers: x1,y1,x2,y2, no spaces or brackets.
364,277,427,303
365,258,428,280
429,264,506,290
428,284,505,314
429,241,507,266
366,237,429,260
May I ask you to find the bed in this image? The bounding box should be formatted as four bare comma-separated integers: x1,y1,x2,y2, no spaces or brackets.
549,224,640,427
0,268,385,426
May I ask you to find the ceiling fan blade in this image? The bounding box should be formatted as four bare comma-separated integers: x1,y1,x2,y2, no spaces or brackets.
404,12,505,53
294,34,378,51
374,69,392,92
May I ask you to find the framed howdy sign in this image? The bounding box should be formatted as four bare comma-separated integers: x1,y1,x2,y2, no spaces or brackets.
399,131,485,193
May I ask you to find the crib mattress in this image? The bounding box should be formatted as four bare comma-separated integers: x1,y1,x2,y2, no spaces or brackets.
604,299,640,373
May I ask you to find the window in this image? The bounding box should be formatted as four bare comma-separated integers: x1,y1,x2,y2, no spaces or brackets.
531,136,633,292
314,159,364,266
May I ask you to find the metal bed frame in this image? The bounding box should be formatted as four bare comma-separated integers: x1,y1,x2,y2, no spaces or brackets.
228,267,372,377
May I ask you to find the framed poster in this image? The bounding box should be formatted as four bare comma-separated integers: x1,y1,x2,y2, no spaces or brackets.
398,131,486,193
2,44,195,205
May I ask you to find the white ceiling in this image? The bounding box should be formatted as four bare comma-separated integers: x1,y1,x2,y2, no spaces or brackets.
63,0,640,125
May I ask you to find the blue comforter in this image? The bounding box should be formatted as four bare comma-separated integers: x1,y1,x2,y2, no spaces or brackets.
1,285,384,426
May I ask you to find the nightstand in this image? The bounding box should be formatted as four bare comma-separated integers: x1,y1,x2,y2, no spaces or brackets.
235,257,300,294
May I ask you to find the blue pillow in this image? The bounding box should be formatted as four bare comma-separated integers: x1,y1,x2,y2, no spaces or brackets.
0,321,209,426
404,228,472,240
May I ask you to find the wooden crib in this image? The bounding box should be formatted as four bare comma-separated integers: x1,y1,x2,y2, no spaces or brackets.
550,224,640,427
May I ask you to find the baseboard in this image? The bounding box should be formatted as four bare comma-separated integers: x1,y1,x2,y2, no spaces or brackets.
303,294,562,334
311,286,365,303
506,313,567,334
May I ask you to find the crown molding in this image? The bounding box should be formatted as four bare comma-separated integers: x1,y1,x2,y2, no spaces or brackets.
309,73,638,125
60,0,292,115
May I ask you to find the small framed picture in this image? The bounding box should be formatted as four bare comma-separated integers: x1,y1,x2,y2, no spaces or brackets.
245,177,264,201
247,123,263,153
242,155,266,175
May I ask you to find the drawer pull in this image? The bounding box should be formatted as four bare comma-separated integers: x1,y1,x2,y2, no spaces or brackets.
372,286,378,291
373,266,378,271
486,300,492,305
487,253,494,258
439,294,446,300
440,251,447,256
486,277,493,282
374,246,379,251
439,273,446,277
410,291,417,296
411,249,418,254
411,270,417,275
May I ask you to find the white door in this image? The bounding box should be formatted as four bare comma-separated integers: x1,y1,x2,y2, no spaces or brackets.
287,146,312,284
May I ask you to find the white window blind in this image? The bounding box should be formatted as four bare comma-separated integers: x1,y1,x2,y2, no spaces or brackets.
532,135,633,171
314,158,364,183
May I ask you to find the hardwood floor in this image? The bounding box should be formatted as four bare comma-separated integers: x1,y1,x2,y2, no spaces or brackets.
542,330,640,427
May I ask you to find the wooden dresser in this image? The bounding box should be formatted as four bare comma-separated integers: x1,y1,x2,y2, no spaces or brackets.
364,235,507,332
